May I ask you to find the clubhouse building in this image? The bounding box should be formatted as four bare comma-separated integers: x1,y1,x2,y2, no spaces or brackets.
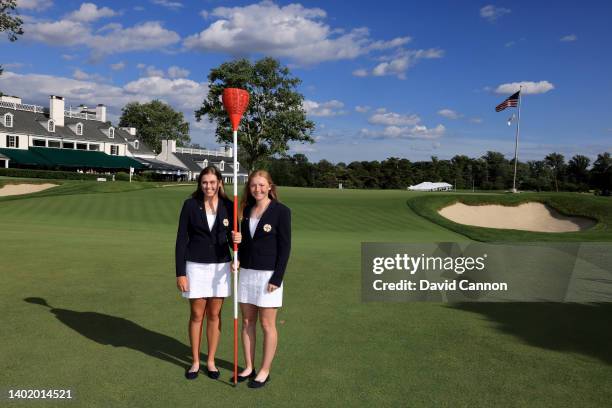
0,95,248,182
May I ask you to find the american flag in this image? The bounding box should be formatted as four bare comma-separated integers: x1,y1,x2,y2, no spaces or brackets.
495,91,520,112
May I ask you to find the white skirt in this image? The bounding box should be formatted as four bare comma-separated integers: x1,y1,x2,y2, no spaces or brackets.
238,268,283,308
182,261,231,299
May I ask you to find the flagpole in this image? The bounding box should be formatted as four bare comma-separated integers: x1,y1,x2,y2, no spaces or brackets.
232,129,238,385
512,86,522,193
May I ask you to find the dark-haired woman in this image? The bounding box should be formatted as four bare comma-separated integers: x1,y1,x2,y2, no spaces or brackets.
235,170,291,388
175,166,240,380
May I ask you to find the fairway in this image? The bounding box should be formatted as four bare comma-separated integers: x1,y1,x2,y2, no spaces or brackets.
1,182,611,407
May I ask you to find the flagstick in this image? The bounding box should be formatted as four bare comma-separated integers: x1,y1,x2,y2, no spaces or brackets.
232,129,239,385
512,86,522,193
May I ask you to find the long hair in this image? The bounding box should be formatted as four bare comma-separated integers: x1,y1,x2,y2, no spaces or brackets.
191,165,228,201
240,170,278,216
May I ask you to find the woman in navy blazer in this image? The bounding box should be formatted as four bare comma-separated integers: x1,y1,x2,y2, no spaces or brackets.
235,170,291,388
175,166,240,380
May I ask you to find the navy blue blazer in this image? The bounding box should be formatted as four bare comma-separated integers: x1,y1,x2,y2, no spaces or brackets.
238,200,291,287
175,197,234,277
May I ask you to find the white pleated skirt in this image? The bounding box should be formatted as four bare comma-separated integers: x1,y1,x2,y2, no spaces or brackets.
182,261,231,299
238,268,283,308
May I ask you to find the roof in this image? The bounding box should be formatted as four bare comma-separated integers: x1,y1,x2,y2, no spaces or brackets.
135,157,185,172
174,152,247,175
0,147,145,169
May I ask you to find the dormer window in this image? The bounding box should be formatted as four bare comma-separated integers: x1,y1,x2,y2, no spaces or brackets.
203,159,208,168
76,123,83,136
48,120,55,132
134,140,139,150
4,113,13,128
108,127,114,138
219,160,225,171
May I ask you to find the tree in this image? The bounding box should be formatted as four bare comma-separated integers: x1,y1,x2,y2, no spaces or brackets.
119,100,190,154
567,155,590,190
545,152,565,192
195,57,315,171
1,0,24,95
591,152,612,196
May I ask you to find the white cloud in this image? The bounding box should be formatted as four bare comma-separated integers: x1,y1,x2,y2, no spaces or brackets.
110,61,126,71
368,110,420,126
355,105,370,113
72,68,107,82
303,99,345,117
151,0,183,9
362,48,444,79
183,1,408,64
361,124,445,140
469,117,483,124
480,5,511,22
66,3,117,22
495,80,555,95
0,70,208,115
437,109,462,120
17,0,52,11
167,65,190,79
560,34,577,42
352,69,368,77
139,65,164,77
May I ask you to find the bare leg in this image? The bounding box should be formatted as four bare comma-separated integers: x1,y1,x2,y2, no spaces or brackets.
239,303,259,376
204,297,224,371
255,307,278,381
188,298,207,371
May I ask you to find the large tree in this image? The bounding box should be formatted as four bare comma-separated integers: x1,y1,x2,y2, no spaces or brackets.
119,100,190,154
1,0,24,95
195,57,315,171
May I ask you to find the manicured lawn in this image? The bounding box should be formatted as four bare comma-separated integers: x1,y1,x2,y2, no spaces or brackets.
1,183,610,407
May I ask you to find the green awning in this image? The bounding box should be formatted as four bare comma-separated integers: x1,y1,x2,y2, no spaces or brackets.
0,147,145,169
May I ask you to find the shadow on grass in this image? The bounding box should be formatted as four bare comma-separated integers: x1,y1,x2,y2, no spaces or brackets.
450,302,612,365
24,297,237,379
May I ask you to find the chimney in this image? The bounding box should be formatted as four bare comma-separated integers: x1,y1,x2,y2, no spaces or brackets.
96,104,107,122
160,139,176,160
0,95,22,104
225,145,233,158
49,95,65,127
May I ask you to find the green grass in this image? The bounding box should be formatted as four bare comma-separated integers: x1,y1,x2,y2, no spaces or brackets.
408,192,612,242
0,183,611,407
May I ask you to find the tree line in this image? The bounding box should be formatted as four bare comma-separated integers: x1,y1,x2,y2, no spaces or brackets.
261,151,612,195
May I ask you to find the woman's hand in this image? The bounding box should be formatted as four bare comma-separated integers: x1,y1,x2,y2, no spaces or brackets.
176,276,188,292
231,231,242,244
231,260,240,273
267,283,279,293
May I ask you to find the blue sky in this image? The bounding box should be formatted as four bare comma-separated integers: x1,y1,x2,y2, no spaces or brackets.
1,0,610,163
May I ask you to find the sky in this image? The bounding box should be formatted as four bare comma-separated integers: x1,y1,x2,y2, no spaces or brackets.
1,0,611,163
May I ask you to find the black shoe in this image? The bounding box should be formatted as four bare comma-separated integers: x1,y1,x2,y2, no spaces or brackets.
234,369,257,383
203,366,220,380
248,374,270,389
185,366,199,380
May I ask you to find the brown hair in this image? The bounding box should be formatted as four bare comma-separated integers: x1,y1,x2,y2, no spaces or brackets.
240,170,278,216
192,166,228,201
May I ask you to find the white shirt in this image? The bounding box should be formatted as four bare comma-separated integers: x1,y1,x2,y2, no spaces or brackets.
249,216,260,238
206,213,216,230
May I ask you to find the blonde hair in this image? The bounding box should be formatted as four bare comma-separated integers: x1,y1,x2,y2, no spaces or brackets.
240,170,278,216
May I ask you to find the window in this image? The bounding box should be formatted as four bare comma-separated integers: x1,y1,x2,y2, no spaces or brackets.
88,144,100,151
219,160,225,171
48,120,55,132
203,159,208,168
77,143,87,150
63,142,74,149
110,145,119,155
48,140,61,148
76,123,83,136
33,139,46,147
6,135,19,148
4,113,13,128
108,127,114,138
236,162,239,172
134,140,139,150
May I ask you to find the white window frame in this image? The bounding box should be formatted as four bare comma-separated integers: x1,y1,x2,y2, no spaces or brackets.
203,159,208,168
108,127,115,138
134,140,139,150
4,113,13,128
110,145,119,155
33,138,47,147
219,160,225,171
6,135,18,148
76,122,83,136
48,120,55,132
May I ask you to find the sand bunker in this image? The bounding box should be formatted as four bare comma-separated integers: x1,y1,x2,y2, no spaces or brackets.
0,183,58,197
438,202,596,232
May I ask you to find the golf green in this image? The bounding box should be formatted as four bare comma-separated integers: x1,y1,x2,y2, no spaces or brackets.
1,181,611,407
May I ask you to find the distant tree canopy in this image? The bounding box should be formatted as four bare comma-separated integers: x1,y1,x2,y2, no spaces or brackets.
260,151,612,194
1,0,24,96
119,100,190,154
195,57,315,171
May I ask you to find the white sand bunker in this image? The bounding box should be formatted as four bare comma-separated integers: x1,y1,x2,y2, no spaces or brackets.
438,202,596,232
0,183,58,197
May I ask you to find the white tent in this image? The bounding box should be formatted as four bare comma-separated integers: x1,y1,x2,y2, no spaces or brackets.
408,182,453,191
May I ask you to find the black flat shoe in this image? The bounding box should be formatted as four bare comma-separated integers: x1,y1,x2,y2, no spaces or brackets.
234,369,257,383
185,367,199,380
248,374,270,389
203,367,220,380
